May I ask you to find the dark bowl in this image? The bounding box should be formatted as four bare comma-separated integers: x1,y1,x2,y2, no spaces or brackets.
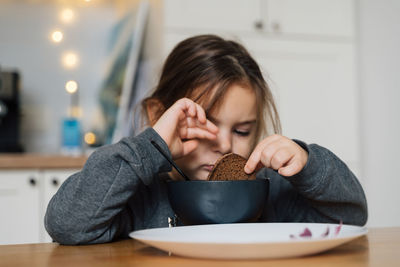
167,178,269,225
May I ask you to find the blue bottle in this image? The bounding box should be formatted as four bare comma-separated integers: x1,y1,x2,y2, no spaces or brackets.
61,117,82,155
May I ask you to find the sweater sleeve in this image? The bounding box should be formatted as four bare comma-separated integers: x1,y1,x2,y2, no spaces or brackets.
260,141,368,226
44,128,172,245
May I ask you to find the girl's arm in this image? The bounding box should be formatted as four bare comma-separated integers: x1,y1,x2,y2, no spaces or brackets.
45,98,218,245
259,141,368,225
44,128,172,245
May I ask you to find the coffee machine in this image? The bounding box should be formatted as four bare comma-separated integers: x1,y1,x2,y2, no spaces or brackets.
0,69,23,152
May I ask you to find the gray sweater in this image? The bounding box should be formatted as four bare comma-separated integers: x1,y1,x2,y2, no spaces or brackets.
45,128,368,245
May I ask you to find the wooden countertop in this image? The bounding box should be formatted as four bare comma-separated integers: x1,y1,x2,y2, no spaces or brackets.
0,227,399,267
0,154,87,169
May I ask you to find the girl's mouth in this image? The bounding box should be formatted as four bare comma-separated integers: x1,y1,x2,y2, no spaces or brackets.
201,164,214,172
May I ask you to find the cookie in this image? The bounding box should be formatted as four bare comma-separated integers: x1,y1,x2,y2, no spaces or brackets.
207,153,256,181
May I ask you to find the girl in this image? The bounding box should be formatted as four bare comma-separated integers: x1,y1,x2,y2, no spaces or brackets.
45,35,367,245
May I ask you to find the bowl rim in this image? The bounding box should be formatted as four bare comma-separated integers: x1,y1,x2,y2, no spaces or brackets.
166,177,269,184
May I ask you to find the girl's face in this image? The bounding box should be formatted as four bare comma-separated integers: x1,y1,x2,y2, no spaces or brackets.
172,83,258,181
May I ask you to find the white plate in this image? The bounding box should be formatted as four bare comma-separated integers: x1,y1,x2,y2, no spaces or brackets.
130,223,367,259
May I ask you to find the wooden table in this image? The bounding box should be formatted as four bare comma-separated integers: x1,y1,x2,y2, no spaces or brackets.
0,154,87,169
0,227,399,267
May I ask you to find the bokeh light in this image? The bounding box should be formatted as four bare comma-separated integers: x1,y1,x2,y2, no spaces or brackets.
65,80,78,94
50,30,63,43
62,52,79,69
60,8,75,24
84,132,96,145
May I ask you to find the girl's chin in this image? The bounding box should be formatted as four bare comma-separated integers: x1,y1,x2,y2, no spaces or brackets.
190,170,210,181
171,168,210,181
190,177,208,181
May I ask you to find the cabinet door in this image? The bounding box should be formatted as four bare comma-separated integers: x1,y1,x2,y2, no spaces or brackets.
41,169,77,242
242,37,359,174
264,0,355,37
163,0,355,38
164,0,261,32
0,170,41,244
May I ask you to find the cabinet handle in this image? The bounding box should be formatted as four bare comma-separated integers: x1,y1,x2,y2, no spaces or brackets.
51,178,59,187
271,21,281,32
254,20,264,30
28,177,37,187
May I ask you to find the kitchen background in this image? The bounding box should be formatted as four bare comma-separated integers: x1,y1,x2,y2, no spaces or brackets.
0,0,399,244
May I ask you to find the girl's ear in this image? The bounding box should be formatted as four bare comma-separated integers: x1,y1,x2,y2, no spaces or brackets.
145,98,164,126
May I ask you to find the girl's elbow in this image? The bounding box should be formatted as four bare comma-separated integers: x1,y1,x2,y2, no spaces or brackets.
44,211,86,245
358,203,368,226
346,203,368,226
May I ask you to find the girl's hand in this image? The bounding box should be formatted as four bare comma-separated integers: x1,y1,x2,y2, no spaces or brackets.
153,98,219,159
244,135,308,177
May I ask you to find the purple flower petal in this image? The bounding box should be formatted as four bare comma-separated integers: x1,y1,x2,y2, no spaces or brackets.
290,221,343,240
299,227,312,237
321,226,330,237
335,220,343,236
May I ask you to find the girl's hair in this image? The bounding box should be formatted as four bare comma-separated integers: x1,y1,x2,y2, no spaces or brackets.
141,34,281,143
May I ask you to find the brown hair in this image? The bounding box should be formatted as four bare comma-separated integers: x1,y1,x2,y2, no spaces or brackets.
141,34,281,143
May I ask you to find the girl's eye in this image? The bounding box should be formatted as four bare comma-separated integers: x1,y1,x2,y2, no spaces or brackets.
234,129,250,136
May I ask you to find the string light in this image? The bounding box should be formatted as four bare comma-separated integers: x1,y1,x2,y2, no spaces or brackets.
51,30,63,43
70,106,82,118
84,132,97,145
62,52,79,69
60,8,75,24
65,80,78,94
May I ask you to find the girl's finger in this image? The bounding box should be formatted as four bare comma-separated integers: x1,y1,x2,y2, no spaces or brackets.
259,141,282,169
193,118,219,134
244,135,282,173
195,103,206,124
178,98,196,117
245,145,263,173
183,116,219,136
278,158,302,177
204,119,219,134
183,103,196,118
182,127,217,140
185,111,218,133
185,116,197,128
270,148,293,170
178,98,218,133
181,139,199,156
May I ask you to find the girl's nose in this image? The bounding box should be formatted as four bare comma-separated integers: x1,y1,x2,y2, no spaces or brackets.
215,131,232,154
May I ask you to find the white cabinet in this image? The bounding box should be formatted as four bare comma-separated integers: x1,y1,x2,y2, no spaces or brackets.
0,170,41,245
164,0,355,37
0,169,77,244
41,170,74,242
263,0,355,37
164,0,261,32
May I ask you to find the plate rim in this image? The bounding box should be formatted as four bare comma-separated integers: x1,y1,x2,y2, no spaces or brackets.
129,222,368,245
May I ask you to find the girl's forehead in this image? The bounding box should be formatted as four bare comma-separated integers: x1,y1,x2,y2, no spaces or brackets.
191,83,258,124
190,81,254,112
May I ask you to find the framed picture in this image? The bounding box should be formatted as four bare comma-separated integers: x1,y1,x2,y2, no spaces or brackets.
98,0,149,145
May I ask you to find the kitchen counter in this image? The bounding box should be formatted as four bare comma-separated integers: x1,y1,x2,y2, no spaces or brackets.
0,154,87,169
0,227,399,267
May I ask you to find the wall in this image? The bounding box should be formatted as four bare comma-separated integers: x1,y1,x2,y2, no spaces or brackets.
0,2,117,153
358,0,400,227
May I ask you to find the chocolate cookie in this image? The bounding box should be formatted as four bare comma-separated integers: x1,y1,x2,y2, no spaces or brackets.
207,153,256,181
